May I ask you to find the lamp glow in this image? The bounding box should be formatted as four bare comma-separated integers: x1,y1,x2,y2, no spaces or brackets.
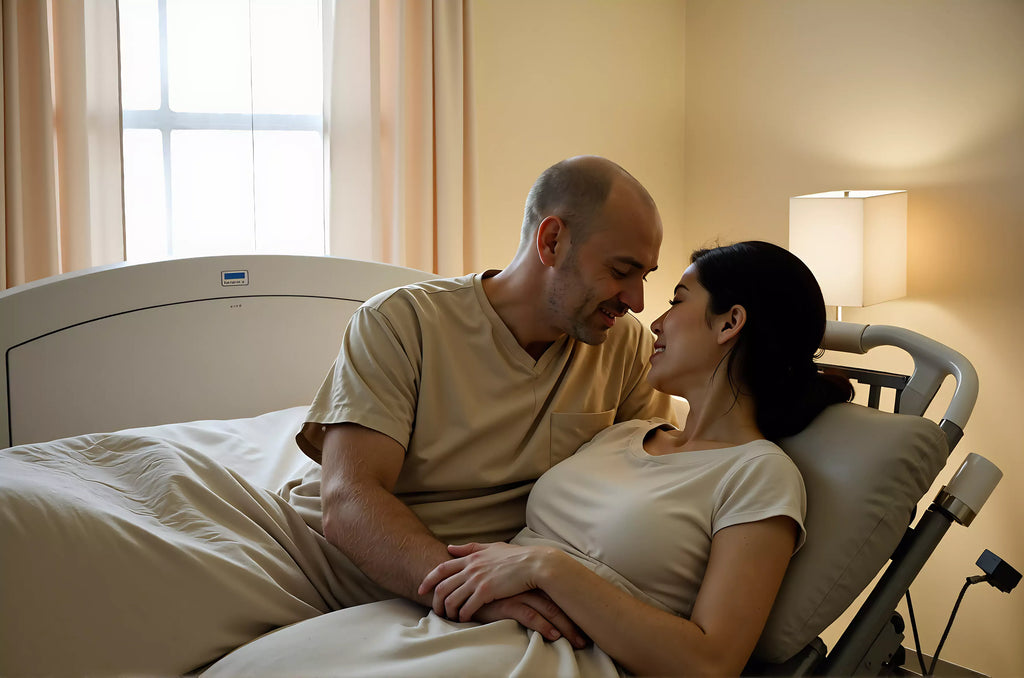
789,190,907,311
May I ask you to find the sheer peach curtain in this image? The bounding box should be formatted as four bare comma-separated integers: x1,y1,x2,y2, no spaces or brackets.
327,0,475,276
0,0,124,290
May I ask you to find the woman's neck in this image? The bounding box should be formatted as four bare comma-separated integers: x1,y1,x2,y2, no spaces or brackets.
669,379,763,452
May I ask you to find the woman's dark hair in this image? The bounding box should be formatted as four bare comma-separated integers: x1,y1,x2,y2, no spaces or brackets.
691,240,853,440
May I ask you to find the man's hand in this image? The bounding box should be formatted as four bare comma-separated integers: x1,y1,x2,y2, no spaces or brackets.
419,543,588,649
421,542,547,619
471,592,589,649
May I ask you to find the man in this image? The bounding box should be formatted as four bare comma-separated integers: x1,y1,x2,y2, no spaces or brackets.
287,155,676,647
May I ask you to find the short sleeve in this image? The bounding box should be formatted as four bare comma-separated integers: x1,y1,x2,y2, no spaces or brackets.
712,451,808,552
295,302,421,462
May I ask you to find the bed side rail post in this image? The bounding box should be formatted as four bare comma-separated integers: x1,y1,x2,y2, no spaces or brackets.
820,453,1002,676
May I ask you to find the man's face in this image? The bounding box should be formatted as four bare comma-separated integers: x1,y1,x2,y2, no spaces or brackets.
546,182,662,345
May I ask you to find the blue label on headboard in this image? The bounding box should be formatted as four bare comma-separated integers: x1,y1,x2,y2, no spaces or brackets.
221,270,249,286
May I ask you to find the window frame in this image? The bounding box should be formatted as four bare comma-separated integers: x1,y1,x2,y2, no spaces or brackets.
120,0,324,259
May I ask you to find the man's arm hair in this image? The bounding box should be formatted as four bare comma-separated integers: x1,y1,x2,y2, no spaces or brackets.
319,422,586,647
320,423,449,605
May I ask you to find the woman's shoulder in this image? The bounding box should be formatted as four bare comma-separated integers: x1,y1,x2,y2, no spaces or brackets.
723,440,804,486
737,438,788,458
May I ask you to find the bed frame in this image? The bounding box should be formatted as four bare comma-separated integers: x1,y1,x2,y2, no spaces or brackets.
0,254,992,676
0,255,437,448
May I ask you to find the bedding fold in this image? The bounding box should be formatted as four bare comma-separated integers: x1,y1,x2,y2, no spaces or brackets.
203,598,626,678
0,430,385,675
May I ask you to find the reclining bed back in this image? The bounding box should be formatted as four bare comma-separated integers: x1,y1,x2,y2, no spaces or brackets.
751,321,979,674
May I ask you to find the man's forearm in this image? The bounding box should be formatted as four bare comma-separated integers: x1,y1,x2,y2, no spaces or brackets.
322,482,449,605
315,424,582,645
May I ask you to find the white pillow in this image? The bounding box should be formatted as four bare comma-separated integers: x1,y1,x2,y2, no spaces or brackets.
754,403,949,663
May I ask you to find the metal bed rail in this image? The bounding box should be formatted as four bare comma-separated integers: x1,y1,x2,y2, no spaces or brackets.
821,321,979,450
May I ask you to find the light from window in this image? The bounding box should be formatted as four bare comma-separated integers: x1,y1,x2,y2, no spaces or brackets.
119,0,326,262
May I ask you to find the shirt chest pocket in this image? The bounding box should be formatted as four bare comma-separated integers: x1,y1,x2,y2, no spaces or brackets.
549,410,616,467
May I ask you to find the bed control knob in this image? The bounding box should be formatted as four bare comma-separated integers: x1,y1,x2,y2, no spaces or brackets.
935,453,1002,526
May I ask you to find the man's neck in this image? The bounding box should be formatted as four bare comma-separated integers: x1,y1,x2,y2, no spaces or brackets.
481,266,562,360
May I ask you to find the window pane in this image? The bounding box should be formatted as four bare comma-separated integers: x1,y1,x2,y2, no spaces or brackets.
123,129,168,261
118,0,161,110
120,0,328,263
253,131,324,255
167,0,252,113
250,0,323,114
170,131,255,256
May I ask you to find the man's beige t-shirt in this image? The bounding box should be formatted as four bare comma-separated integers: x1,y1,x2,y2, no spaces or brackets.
294,272,675,547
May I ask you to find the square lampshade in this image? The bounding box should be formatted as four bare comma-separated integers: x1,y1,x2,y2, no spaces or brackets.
789,190,907,307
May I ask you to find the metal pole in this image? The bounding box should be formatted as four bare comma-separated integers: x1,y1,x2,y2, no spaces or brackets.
821,506,955,675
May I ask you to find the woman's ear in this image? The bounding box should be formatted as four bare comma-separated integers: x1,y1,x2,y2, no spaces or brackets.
717,305,746,344
536,216,567,267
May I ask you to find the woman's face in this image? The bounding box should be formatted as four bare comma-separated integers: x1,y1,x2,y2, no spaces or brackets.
647,263,727,395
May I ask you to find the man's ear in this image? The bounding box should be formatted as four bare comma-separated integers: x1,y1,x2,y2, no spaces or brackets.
536,216,567,267
717,305,747,345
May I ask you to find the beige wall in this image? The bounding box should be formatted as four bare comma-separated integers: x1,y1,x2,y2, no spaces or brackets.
466,0,687,325
469,0,1023,675
684,1,1024,675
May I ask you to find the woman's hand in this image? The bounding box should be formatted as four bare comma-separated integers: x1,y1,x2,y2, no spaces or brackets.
418,542,559,622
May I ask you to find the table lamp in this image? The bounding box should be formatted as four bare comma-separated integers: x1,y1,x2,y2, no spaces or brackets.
789,190,907,320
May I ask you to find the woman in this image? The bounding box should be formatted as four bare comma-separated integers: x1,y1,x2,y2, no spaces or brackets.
205,241,852,678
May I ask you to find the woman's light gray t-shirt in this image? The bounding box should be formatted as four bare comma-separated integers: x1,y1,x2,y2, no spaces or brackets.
515,419,807,619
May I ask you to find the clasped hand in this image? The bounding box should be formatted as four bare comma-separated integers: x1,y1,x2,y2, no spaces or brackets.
417,542,587,649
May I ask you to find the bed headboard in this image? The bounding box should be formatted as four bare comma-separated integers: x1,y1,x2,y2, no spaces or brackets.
0,255,438,447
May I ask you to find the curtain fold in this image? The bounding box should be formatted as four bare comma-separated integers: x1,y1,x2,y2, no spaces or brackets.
326,0,474,276
0,0,124,291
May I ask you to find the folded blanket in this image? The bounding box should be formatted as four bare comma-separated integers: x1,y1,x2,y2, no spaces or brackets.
0,431,352,675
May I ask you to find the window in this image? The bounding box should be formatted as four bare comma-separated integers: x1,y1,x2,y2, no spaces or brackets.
118,0,326,261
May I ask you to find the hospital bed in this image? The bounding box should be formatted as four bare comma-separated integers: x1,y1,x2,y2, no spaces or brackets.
0,254,996,676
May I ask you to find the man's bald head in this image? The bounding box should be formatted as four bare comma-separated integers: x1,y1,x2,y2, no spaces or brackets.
518,156,657,252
